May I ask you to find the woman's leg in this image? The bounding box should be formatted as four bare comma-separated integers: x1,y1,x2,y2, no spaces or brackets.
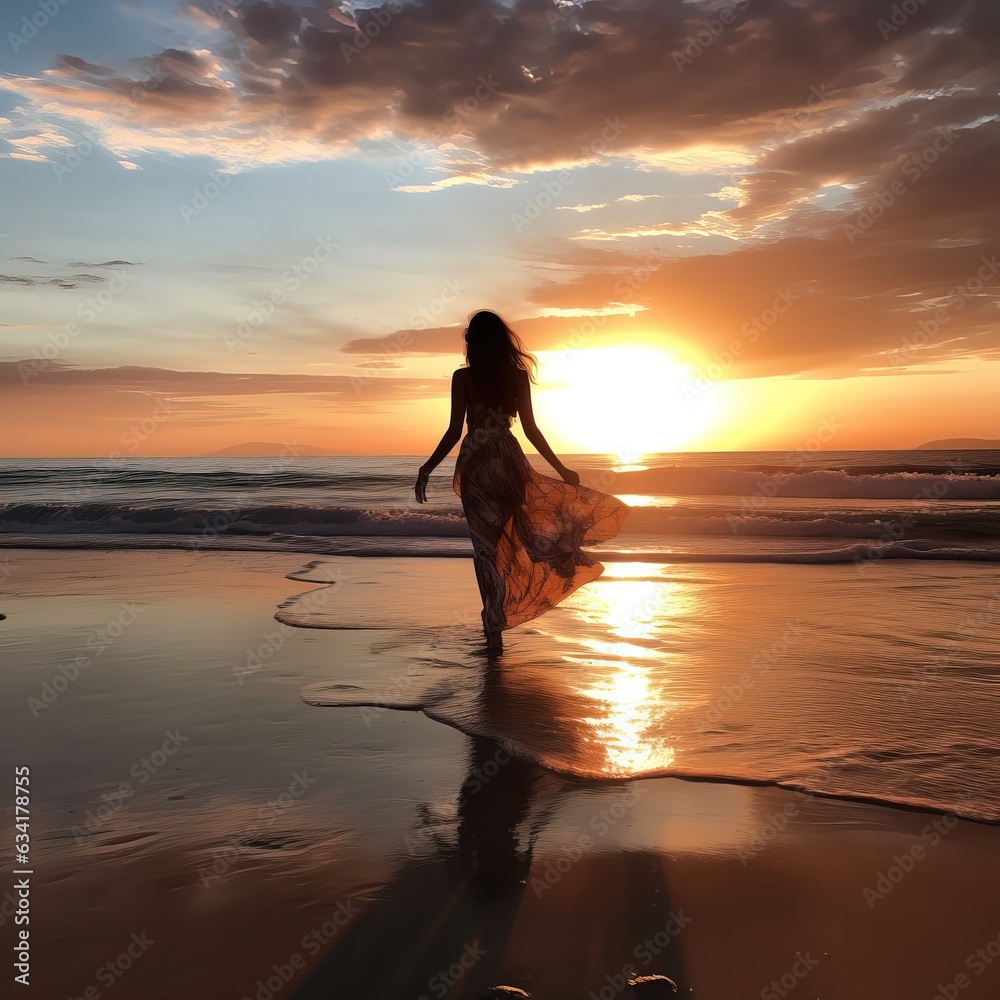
457,435,527,648
469,527,507,640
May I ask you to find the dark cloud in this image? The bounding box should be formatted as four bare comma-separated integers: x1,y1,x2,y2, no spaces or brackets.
538,237,1000,376
53,54,115,76
239,1,303,49
351,359,405,370
9,0,997,187
67,260,139,267
0,273,106,289
13,0,995,167
347,229,1000,378
0,259,141,291
340,313,631,358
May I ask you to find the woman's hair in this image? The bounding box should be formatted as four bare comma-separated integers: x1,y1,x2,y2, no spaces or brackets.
463,310,537,415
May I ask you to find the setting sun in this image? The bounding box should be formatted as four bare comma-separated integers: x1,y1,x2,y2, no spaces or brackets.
536,344,717,460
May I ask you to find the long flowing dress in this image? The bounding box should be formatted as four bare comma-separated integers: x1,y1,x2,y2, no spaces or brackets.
453,388,631,635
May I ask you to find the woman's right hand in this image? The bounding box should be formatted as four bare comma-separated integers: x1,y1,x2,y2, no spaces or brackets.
560,467,580,487
415,467,430,503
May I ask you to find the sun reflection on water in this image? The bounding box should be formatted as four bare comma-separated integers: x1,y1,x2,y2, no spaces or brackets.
567,573,690,775
612,494,681,508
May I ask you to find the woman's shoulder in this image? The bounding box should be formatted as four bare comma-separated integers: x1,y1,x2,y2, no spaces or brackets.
453,366,474,397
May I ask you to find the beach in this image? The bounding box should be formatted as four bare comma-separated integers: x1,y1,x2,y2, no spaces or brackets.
8,0,1000,992
4,547,999,999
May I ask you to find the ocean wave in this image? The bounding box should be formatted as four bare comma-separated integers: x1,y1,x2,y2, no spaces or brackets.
613,467,1000,500
4,460,1000,504
1,501,995,542
0,503,469,538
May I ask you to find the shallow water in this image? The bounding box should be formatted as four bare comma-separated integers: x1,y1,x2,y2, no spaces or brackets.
288,557,1000,822
5,549,1000,999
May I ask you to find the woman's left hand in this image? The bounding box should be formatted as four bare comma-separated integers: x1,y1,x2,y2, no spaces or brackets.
414,467,430,503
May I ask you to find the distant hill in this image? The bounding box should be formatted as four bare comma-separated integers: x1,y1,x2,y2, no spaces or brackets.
207,442,337,457
916,438,1000,450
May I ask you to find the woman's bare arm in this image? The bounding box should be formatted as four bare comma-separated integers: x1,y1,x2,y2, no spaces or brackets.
516,369,579,485
415,370,467,502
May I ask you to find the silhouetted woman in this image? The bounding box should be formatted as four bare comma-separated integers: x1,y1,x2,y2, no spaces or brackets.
415,310,629,653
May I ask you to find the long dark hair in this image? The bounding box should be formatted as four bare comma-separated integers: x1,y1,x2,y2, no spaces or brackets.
463,310,538,416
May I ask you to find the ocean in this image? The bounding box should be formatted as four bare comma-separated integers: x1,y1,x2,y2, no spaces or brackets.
1,449,999,563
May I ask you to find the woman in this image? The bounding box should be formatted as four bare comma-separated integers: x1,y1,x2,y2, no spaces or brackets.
414,310,629,653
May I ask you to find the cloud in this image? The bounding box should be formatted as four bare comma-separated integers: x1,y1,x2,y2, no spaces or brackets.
557,203,609,213
66,260,139,267
0,272,105,289
339,311,643,358
521,236,1000,377
51,54,115,78
394,170,519,193
2,0,992,179
0,361,435,403
0,258,140,290
343,228,1000,379
3,0,998,379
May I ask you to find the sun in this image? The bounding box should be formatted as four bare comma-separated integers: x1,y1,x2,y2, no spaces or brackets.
536,344,715,460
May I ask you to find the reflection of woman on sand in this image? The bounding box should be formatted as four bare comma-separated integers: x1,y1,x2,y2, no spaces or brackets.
292,666,686,998
458,735,540,902
415,310,629,654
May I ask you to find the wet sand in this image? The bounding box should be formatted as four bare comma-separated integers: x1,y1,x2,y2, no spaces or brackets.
1,549,998,999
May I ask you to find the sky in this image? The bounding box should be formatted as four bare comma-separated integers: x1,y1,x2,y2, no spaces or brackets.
1,0,999,457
